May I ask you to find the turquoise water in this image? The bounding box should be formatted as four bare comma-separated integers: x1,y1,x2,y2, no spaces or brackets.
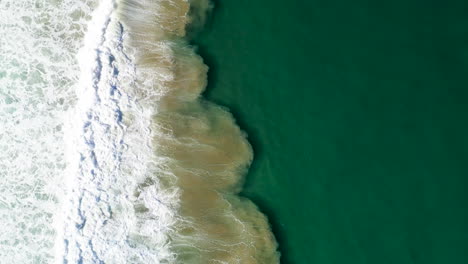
194,0,468,263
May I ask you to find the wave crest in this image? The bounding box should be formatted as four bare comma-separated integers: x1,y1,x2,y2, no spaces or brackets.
59,0,280,263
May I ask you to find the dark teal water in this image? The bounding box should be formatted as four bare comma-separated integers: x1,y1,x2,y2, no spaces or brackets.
194,0,468,263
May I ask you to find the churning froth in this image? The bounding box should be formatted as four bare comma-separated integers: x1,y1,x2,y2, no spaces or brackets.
1,0,279,262
0,0,97,262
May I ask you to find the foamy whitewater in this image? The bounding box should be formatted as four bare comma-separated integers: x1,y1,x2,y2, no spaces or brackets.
0,0,97,262
1,0,279,263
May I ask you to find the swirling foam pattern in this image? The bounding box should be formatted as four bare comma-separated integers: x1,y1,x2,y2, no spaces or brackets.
1,0,279,263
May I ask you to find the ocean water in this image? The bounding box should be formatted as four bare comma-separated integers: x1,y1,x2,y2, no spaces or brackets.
2,0,468,263
0,0,278,263
193,0,468,263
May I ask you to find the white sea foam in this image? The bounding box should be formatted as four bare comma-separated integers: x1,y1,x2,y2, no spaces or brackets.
56,1,170,262
0,0,96,262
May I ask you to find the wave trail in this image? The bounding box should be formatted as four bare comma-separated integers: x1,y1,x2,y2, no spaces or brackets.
58,0,280,263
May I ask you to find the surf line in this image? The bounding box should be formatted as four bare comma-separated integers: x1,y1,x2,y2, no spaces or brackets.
57,0,280,263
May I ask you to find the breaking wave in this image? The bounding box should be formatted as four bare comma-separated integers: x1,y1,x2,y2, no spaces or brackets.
1,0,279,263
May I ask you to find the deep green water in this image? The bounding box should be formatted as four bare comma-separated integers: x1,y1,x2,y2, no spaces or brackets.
194,0,468,263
